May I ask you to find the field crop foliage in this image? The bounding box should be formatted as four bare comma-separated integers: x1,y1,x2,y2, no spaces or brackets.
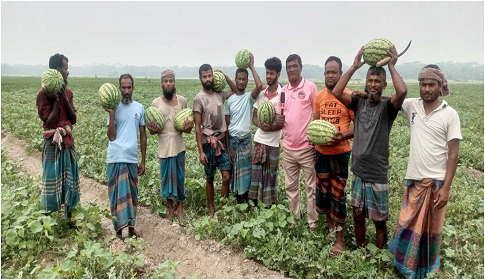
1,76,484,278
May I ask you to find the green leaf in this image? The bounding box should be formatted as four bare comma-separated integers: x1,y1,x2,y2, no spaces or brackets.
239,203,248,211
66,249,78,259
18,227,25,238
367,243,378,254
5,229,19,246
59,260,76,271
279,220,287,228
29,220,43,233
287,216,295,224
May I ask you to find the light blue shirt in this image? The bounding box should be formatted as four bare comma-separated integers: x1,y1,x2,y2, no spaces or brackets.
107,101,145,164
224,92,256,138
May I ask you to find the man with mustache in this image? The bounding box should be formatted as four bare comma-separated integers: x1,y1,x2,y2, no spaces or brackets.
313,56,355,256
36,53,80,228
104,73,147,239
388,65,461,278
249,57,285,206
147,70,193,219
281,54,319,232
224,52,263,204
193,64,237,218
332,46,407,249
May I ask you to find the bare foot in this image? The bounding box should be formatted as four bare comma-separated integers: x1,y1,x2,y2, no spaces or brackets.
116,229,123,240
209,208,215,219
177,208,184,219
330,241,345,258
167,211,174,220
128,228,142,238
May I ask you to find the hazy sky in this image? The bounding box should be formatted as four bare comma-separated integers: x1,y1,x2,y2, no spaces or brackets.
2,1,484,67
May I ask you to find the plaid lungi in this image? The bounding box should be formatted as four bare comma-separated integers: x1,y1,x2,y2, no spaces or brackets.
160,151,187,202
41,138,80,216
315,151,351,224
389,179,445,279
229,134,253,195
249,142,280,204
350,174,389,222
107,163,138,231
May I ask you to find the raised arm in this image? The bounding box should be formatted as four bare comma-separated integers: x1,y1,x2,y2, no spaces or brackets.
388,45,408,109
217,70,237,99
61,87,77,125
249,52,263,99
333,46,365,107
106,109,116,141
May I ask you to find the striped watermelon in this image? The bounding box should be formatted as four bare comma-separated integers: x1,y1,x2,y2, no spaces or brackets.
212,72,226,92
173,108,194,131
41,69,64,97
235,49,251,69
145,106,166,132
306,120,337,145
257,101,276,124
363,38,393,66
98,83,121,110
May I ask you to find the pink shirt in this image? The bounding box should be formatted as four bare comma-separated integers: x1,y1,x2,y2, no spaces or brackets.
282,78,318,150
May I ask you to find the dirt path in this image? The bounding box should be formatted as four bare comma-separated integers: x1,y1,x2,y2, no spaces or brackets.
1,131,286,279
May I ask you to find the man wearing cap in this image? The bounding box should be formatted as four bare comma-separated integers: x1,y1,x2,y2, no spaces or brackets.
147,70,193,219
388,65,461,278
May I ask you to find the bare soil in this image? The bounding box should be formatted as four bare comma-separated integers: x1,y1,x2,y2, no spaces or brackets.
1,130,286,279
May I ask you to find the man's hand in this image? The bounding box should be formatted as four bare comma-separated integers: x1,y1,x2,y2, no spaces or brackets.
388,45,398,67
138,162,146,176
326,131,344,146
146,123,159,135
434,188,450,210
275,114,285,127
260,122,271,131
352,46,366,69
183,119,194,134
214,69,224,75
352,90,368,99
249,52,255,69
199,153,208,166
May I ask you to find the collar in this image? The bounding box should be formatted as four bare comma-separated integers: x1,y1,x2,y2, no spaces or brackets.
263,84,282,100
418,98,448,112
287,77,305,90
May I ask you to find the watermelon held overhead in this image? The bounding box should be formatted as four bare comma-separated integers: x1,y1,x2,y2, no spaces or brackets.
41,69,64,97
173,108,194,131
257,101,276,125
145,106,166,132
98,83,121,110
235,49,251,69
363,38,393,66
212,72,226,93
306,120,337,145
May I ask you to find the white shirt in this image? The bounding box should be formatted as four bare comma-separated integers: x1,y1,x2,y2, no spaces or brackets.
401,98,462,180
253,84,283,147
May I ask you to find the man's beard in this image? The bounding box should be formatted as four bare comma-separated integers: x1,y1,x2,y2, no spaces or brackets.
202,80,213,90
267,79,276,86
364,87,382,101
325,81,335,89
163,87,176,100
63,77,68,87
121,95,132,104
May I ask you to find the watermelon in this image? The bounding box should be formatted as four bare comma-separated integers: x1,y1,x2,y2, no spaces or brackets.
145,106,166,132
235,49,251,69
212,72,226,92
363,38,393,66
257,101,276,124
41,69,64,96
98,83,121,110
306,120,337,145
173,108,194,131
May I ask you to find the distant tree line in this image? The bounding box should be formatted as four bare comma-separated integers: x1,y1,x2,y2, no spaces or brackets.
2,61,483,81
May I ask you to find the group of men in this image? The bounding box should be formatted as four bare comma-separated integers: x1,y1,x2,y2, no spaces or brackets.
37,47,461,278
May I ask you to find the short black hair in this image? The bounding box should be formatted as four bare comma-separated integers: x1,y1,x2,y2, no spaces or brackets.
367,66,387,81
235,68,249,79
286,54,302,68
119,73,134,87
49,53,68,70
424,64,440,70
325,56,342,71
199,64,212,77
264,57,282,73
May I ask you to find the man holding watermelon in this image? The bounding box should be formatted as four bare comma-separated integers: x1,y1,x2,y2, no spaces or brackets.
147,69,193,219
249,57,285,206
332,46,407,249
193,64,237,218
281,54,319,232
313,56,355,256
36,53,80,228
224,52,263,204
104,73,147,239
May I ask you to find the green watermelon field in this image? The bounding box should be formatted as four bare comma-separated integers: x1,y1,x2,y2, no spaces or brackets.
1,76,484,278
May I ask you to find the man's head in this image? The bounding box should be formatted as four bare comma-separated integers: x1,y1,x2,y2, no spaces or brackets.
49,53,69,85
199,64,213,90
161,69,176,100
364,66,387,101
119,74,134,104
235,68,249,92
264,57,282,86
324,56,343,89
286,54,302,83
418,65,449,103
